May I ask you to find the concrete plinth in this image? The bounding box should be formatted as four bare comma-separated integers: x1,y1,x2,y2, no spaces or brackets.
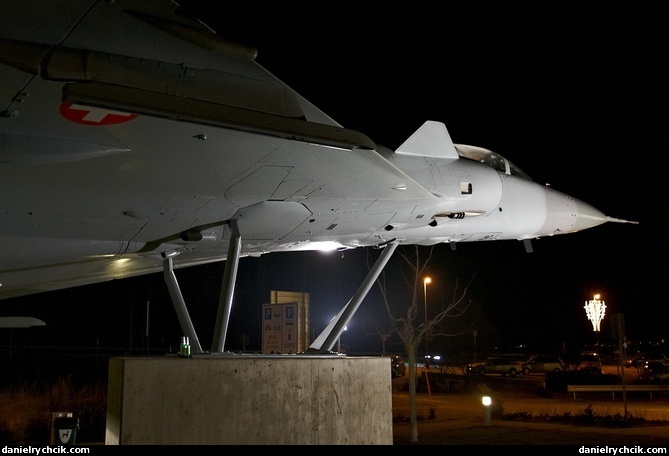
106,355,392,445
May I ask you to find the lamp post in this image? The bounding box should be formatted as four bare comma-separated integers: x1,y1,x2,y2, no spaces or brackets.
584,293,606,347
423,277,431,355
337,325,347,353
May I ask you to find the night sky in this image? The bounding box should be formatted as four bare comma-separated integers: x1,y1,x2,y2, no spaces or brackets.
2,1,668,366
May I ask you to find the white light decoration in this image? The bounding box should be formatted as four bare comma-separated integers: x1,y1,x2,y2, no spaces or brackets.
584,293,606,332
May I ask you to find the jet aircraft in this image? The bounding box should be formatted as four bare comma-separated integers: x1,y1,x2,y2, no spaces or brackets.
0,1,636,354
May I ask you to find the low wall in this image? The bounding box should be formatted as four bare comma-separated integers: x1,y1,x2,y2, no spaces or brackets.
106,355,392,445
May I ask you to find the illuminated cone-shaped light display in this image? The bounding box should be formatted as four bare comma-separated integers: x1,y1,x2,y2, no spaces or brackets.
584,294,606,332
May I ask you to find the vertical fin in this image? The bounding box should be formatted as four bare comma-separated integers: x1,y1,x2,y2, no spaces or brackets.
395,121,459,158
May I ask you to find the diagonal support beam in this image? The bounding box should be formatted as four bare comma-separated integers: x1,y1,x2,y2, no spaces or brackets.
211,219,242,353
308,241,398,353
163,255,203,354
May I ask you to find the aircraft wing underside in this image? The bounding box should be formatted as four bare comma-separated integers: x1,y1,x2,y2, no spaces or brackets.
0,0,444,299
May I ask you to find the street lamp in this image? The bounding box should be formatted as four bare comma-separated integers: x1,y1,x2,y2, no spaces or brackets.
423,277,431,321
423,277,431,355
584,293,606,346
337,325,347,353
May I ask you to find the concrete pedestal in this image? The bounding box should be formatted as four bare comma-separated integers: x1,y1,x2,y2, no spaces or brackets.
106,354,392,445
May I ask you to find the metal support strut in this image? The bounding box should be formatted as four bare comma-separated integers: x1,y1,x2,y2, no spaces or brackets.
308,241,398,353
211,219,242,353
162,219,241,355
163,255,203,354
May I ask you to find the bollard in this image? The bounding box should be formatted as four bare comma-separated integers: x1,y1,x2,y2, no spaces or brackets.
482,396,492,427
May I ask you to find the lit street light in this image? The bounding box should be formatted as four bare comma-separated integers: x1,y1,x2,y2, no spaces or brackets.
423,277,431,321
423,276,431,355
337,325,347,353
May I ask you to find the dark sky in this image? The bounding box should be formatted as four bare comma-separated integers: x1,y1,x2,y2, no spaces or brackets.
2,1,668,362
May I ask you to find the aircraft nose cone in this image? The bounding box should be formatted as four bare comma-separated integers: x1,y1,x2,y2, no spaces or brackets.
571,197,608,232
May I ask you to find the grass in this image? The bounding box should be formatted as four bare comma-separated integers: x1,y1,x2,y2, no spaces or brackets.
0,379,107,445
499,403,647,428
394,400,649,428
395,378,657,429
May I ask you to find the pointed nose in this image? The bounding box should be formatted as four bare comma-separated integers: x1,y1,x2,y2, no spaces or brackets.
543,186,637,236
543,187,608,235
571,197,609,232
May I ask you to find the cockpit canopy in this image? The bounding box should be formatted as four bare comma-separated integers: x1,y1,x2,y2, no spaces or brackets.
455,144,532,181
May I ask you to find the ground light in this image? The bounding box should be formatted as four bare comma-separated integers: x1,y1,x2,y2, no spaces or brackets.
482,396,492,427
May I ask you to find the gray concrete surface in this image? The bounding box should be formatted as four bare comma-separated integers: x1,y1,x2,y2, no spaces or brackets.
106,355,393,445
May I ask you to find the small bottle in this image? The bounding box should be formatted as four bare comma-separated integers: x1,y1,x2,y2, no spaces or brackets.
179,336,191,358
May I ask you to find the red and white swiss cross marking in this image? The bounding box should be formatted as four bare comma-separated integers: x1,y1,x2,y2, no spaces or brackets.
59,102,138,125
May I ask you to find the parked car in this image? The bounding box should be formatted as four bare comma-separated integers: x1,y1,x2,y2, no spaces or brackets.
521,354,565,375
390,355,406,377
577,352,602,374
650,367,669,385
465,357,521,377
624,352,644,368
419,354,443,370
638,360,669,381
625,352,668,369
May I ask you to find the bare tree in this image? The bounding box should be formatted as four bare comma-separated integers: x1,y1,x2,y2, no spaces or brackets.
373,245,474,443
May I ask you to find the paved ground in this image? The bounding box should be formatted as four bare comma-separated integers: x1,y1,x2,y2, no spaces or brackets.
392,371,669,446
